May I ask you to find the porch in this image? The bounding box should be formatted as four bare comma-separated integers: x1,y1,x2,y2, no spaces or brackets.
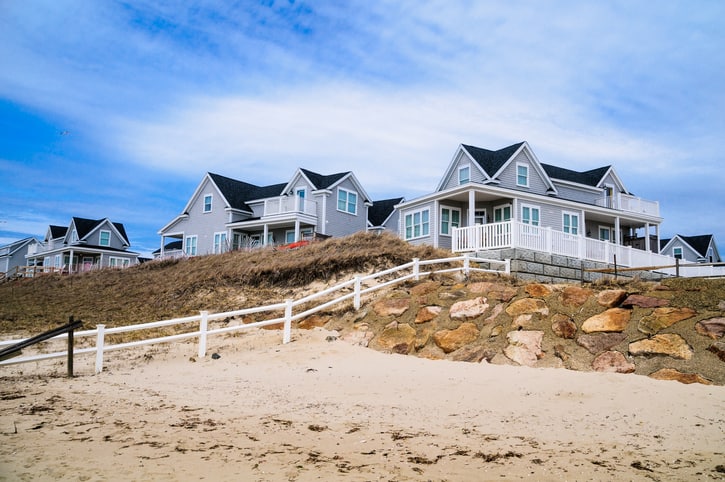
452,221,674,268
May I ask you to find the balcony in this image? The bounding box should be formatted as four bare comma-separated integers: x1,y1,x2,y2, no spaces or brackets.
263,195,317,218
595,193,659,217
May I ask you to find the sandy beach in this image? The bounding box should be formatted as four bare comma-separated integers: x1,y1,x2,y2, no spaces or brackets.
1,328,724,481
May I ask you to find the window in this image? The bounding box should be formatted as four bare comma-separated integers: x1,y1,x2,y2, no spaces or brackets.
70,229,78,243
99,230,111,246
474,210,486,225
493,204,512,223
203,194,213,213
599,227,611,242
213,232,227,254
563,213,580,235
337,188,357,215
673,247,683,259
516,163,529,187
404,209,430,240
185,235,197,256
109,257,130,268
458,165,470,184
440,207,461,235
285,228,313,244
54,255,62,268
296,188,306,199
521,205,540,226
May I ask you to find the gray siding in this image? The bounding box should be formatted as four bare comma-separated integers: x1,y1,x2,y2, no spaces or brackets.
551,182,599,204
496,151,549,196
399,200,435,246
86,220,127,249
440,150,487,191
324,178,368,237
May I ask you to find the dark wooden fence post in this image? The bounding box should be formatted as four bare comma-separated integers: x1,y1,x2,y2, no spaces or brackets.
67,315,75,378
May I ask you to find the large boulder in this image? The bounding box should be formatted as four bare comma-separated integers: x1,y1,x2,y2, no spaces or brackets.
525,283,553,298
649,368,713,385
450,297,489,319
708,341,725,362
410,281,441,298
414,306,442,324
561,286,593,307
629,334,694,360
433,322,480,353
373,322,417,353
638,307,697,335
469,282,517,302
504,330,544,367
596,289,628,308
621,294,669,308
505,298,549,317
695,318,725,339
581,308,631,333
576,332,627,354
551,314,577,339
449,345,494,363
298,314,330,330
373,298,410,317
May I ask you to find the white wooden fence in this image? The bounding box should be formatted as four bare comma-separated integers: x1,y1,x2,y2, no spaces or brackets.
0,254,509,374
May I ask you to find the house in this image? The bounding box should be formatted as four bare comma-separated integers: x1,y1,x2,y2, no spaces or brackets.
26,217,139,272
158,168,372,257
396,141,663,265
368,197,404,235
660,234,721,263
0,237,39,276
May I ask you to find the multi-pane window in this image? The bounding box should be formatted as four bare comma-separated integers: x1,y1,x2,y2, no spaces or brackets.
458,165,470,184
521,205,540,226
109,257,130,268
203,194,213,213
99,230,111,246
404,209,430,239
440,207,461,235
563,213,579,235
516,164,529,187
185,235,198,256
213,232,227,254
599,227,611,242
673,247,683,259
337,188,357,215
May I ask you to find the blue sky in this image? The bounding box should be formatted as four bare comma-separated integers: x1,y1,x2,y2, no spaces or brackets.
1,1,723,256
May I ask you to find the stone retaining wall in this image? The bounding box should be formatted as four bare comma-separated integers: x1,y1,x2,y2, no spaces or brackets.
475,248,667,283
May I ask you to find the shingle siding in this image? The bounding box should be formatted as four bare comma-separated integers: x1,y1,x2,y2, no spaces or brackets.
496,151,550,195
324,178,368,237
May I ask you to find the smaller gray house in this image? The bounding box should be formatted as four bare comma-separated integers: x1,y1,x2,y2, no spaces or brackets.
0,237,39,277
368,197,404,235
158,168,372,257
26,217,139,273
660,234,721,263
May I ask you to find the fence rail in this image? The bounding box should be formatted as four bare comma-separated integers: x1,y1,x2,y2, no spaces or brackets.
0,254,509,374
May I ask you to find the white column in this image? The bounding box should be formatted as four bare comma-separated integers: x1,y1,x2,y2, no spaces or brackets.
468,190,475,227
294,219,300,242
263,224,269,246
614,217,621,245
321,195,327,235
159,237,165,257
655,224,661,253
69,249,74,273
644,223,651,252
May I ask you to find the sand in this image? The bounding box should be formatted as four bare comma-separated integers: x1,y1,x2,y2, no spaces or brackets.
1,328,724,481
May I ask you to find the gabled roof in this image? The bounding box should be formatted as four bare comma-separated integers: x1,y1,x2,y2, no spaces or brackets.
152,240,183,254
368,197,404,227
0,237,38,256
461,142,525,177
299,168,348,190
69,217,130,246
208,172,287,211
541,164,611,188
48,225,67,239
677,234,715,258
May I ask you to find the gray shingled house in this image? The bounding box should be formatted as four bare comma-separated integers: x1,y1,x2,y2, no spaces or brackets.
660,234,721,263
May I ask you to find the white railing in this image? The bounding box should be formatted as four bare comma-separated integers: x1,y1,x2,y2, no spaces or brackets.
453,220,725,277
594,193,659,216
0,254,509,373
263,195,317,217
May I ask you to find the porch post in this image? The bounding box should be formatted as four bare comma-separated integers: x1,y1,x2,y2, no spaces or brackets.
69,249,74,273
263,224,269,246
468,190,475,227
294,219,301,242
655,224,660,253
644,223,651,252
320,195,327,235
614,217,621,245
159,236,165,257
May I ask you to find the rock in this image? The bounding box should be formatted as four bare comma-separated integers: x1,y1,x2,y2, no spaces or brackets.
298,314,330,330
597,289,628,308
340,330,374,347
414,306,441,324
576,332,627,354
512,314,533,329
484,303,504,323
621,294,669,308
649,368,713,385
373,298,410,317
581,308,631,333
469,282,517,301
449,345,490,363
450,297,489,319
504,330,544,367
432,322,480,353
211,353,221,360
592,351,635,373
695,318,725,339
551,314,577,339
373,323,417,353
638,307,697,335
708,341,725,362
417,343,446,360
525,283,553,298
718,300,725,311
490,325,503,337
629,334,694,360
414,324,436,350
410,281,440,297
561,286,593,307
505,298,549,317
553,344,570,362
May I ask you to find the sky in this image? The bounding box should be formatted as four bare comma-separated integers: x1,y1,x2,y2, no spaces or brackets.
1,0,724,257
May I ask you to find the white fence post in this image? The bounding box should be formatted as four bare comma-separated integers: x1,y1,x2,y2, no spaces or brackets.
95,324,105,374
463,254,470,276
354,276,361,310
283,299,292,344
413,258,420,281
198,310,208,358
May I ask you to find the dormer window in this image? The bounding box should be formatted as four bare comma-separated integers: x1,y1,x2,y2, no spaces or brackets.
458,165,470,184
70,229,78,243
203,194,213,213
516,163,529,187
99,230,111,247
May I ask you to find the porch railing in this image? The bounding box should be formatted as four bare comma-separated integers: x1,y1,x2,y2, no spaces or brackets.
263,196,317,217
594,193,659,216
452,221,724,276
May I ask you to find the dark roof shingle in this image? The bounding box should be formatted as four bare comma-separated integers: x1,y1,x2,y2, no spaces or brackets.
461,142,524,177
368,197,404,226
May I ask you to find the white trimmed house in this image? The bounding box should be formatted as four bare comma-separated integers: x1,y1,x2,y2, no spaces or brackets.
397,141,665,267
158,169,372,257
0,237,39,276
660,234,721,264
